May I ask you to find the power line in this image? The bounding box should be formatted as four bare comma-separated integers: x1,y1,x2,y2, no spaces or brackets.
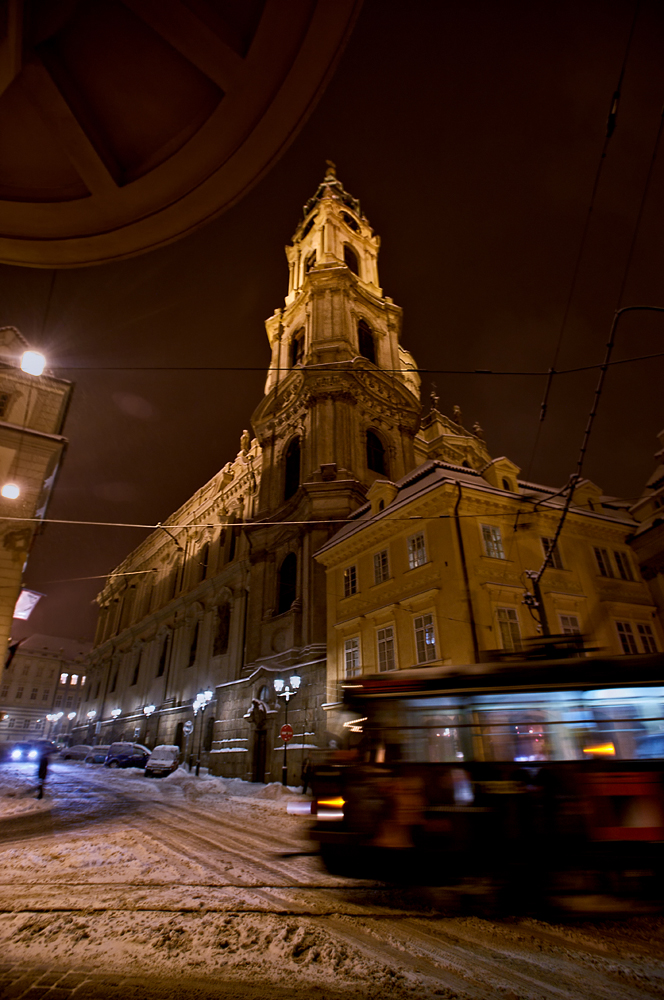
48,351,664,377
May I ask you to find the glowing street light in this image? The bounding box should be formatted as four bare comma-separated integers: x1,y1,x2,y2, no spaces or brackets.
192,689,214,776
1,483,19,499
21,351,46,376
274,674,301,786
111,708,122,718
143,704,155,717
86,710,96,720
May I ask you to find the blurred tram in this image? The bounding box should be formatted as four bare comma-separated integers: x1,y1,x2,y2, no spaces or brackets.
307,650,664,904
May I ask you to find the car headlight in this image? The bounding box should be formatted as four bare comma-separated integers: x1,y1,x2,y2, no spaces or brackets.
11,749,21,760
28,750,38,760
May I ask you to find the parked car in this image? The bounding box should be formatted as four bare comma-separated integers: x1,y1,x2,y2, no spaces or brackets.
104,742,151,769
60,744,93,761
145,745,180,778
84,745,111,764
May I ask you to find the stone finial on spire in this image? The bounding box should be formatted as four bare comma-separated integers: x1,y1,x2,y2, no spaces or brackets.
429,382,440,412
324,159,337,181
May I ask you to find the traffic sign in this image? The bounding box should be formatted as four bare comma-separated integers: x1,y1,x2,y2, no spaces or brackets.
183,720,194,736
280,724,294,742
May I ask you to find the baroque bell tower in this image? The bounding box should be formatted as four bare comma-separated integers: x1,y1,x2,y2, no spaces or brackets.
252,161,422,517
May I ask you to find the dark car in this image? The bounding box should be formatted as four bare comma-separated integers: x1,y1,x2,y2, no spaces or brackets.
60,744,93,761
144,745,180,778
84,745,111,764
104,742,151,769
8,742,41,762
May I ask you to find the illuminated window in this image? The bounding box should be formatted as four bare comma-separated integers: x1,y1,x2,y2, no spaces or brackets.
60,672,68,685
615,621,638,654
613,551,634,581
408,533,427,569
541,536,563,570
30,688,37,700
496,608,521,652
344,637,361,678
15,686,23,699
559,614,581,635
377,626,396,672
70,674,78,686
414,614,437,663
373,549,389,585
343,565,357,598
81,675,86,686
482,524,505,559
638,623,658,653
594,547,613,578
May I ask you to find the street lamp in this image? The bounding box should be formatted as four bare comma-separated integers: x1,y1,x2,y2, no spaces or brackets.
46,711,63,738
21,351,46,376
274,674,301,786
192,689,213,777
111,708,122,718
143,704,155,717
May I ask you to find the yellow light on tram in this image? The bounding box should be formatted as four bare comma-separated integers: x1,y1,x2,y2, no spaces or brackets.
21,351,46,376
318,797,345,808
1,483,19,499
583,743,616,756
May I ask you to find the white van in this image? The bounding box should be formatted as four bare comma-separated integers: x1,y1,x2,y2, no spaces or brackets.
145,745,180,778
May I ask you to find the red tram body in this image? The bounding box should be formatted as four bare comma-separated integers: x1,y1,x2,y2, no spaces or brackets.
308,652,664,903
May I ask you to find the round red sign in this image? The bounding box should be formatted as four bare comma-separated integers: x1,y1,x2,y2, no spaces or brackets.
280,724,294,743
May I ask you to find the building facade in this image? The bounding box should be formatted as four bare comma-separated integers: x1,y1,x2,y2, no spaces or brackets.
315,448,664,737
80,165,437,782
0,634,92,743
0,327,72,660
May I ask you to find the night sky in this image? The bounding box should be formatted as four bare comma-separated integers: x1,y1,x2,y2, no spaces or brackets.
1,0,663,642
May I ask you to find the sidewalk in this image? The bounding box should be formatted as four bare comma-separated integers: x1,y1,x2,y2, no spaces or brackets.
0,962,354,1000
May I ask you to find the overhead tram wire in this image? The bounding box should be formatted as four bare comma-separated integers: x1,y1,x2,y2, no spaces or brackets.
526,96,664,633
48,351,664,376
525,0,642,483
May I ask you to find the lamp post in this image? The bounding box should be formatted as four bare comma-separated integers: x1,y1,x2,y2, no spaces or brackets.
192,689,213,776
143,704,155,747
274,674,301,786
66,711,76,743
46,711,63,740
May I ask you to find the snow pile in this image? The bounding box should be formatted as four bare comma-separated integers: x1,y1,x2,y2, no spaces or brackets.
0,767,51,819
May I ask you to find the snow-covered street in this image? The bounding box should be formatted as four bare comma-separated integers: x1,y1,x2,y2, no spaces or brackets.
0,760,663,999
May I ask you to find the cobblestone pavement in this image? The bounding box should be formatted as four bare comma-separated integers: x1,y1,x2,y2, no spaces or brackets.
0,963,352,1000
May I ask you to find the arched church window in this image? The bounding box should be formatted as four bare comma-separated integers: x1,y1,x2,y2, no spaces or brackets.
344,244,359,275
278,553,297,614
284,437,301,501
301,214,316,238
258,685,270,702
358,319,376,364
341,212,360,233
188,622,199,667
367,430,387,476
305,251,316,273
213,603,231,656
290,328,304,368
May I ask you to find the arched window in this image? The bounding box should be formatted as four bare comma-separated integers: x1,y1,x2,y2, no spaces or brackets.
277,553,297,615
188,622,199,667
284,437,301,501
358,319,376,364
290,328,304,367
344,244,359,275
213,603,231,656
367,430,387,475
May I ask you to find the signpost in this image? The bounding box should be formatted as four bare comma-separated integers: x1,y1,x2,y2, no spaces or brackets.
183,719,194,771
280,724,293,742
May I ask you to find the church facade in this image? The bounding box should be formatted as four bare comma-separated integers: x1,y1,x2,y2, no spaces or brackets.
80,165,454,782
78,166,663,781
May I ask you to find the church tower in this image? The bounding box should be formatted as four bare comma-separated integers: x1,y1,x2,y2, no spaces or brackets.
252,161,422,517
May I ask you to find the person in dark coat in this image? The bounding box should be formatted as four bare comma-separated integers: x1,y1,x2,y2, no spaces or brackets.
36,751,49,799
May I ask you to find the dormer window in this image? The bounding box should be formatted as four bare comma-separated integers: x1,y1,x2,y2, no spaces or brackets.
358,319,376,364
290,328,304,367
344,245,359,275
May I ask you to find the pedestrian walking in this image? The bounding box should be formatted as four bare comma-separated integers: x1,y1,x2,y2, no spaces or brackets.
36,750,49,800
